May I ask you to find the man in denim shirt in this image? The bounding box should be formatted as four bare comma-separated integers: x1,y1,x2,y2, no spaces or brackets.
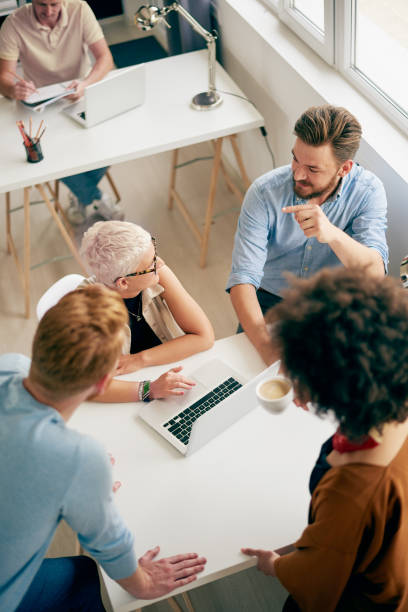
227,105,388,366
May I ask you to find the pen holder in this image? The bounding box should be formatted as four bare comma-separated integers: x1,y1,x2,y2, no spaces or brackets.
24,140,43,163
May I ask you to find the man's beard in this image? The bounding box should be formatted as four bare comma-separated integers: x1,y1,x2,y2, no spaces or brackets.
293,172,341,200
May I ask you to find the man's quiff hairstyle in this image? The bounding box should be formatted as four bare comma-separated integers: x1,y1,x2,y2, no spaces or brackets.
294,105,362,164
30,284,128,398
269,268,408,440
80,220,152,287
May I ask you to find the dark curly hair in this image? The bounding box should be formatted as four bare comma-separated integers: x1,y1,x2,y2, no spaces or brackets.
269,267,408,440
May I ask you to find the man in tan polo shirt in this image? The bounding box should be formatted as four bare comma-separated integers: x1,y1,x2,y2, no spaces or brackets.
0,0,125,224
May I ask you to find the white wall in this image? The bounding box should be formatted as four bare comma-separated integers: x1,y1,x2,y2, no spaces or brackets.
216,0,408,278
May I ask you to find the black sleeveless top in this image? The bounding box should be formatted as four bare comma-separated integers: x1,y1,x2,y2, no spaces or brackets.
123,293,162,354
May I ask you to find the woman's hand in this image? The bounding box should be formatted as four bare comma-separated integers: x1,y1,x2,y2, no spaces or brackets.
115,353,145,376
150,366,195,399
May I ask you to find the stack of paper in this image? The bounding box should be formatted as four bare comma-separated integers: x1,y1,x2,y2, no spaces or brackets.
22,83,76,111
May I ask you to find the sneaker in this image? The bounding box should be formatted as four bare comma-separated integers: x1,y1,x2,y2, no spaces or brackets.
66,195,86,225
90,192,125,221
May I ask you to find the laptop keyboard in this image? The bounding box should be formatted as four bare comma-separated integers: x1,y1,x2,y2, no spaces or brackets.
162,377,242,446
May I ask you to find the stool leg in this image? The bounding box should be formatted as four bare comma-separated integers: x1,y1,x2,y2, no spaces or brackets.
23,187,31,319
44,182,75,240
168,149,179,210
6,192,11,254
35,183,88,275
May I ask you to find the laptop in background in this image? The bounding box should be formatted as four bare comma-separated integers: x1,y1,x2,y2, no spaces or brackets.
63,64,145,128
139,359,280,456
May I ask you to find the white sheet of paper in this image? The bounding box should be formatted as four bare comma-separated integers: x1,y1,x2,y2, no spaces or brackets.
24,82,73,105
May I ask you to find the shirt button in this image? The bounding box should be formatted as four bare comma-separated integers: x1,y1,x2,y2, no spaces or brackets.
304,266,309,271
307,246,312,250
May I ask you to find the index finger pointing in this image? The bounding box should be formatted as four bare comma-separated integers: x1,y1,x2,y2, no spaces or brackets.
282,205,316,213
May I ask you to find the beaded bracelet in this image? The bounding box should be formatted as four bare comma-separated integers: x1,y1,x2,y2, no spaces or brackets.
138,380,152,402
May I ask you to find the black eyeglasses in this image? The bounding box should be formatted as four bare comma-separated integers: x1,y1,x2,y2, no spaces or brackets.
114,237,157,284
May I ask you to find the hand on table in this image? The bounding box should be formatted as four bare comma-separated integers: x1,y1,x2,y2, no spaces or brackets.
241,547,280,577
282,204,338,243
150,366,195,399
294,397,310,411
138,546,206,598
116,353,144,376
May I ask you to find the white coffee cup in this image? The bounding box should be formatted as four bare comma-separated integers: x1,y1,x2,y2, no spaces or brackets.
256,375,293,413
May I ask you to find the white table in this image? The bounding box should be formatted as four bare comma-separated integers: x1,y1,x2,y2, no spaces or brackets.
69,333,335,611
1,51,264,316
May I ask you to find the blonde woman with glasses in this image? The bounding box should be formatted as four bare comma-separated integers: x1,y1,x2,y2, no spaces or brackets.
80,221,214,401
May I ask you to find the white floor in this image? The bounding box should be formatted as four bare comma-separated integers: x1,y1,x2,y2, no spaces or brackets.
0,17,289,612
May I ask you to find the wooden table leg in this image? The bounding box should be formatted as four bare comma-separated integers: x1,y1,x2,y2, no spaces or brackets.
24,187,31,319
5,192,11,254
181,591,195,611
168,149,179,210
167,596,183,612
200,137,223,268
211,139,234,196
35,183,88,275
229,134,251,191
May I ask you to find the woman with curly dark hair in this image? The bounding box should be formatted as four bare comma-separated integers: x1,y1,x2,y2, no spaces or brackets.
242,267,408,611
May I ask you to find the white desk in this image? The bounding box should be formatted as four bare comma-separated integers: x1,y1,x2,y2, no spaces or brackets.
1,50,263,316
0,51,262,190
69,333,335,611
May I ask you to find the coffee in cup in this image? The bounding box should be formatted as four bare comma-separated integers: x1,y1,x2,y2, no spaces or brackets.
256,375,293,413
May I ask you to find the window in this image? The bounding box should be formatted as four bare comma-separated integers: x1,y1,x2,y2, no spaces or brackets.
279,0,334,63
263,0,408,132
340,0,408,126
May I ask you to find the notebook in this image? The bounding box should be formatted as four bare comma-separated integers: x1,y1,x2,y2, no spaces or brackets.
62,64,145,128
22,82,76,111
139,359,280,456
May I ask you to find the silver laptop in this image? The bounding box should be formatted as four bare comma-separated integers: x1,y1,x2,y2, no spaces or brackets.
63,64,145,128
139,359,280,456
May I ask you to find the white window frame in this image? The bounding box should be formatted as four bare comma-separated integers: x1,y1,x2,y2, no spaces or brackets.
278,0,335,65
260,0,408,134
336,0,408,134
262,0,279,12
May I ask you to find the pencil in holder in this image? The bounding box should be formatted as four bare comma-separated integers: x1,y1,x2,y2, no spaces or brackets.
24,140,43,163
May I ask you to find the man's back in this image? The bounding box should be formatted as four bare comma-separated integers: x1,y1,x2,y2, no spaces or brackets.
0,353,129,610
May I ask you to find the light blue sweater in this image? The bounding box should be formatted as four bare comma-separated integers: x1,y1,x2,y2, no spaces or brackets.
0,354,137,611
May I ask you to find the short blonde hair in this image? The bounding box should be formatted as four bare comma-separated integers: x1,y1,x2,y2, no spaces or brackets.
80,220,152,287
29,284,128,398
